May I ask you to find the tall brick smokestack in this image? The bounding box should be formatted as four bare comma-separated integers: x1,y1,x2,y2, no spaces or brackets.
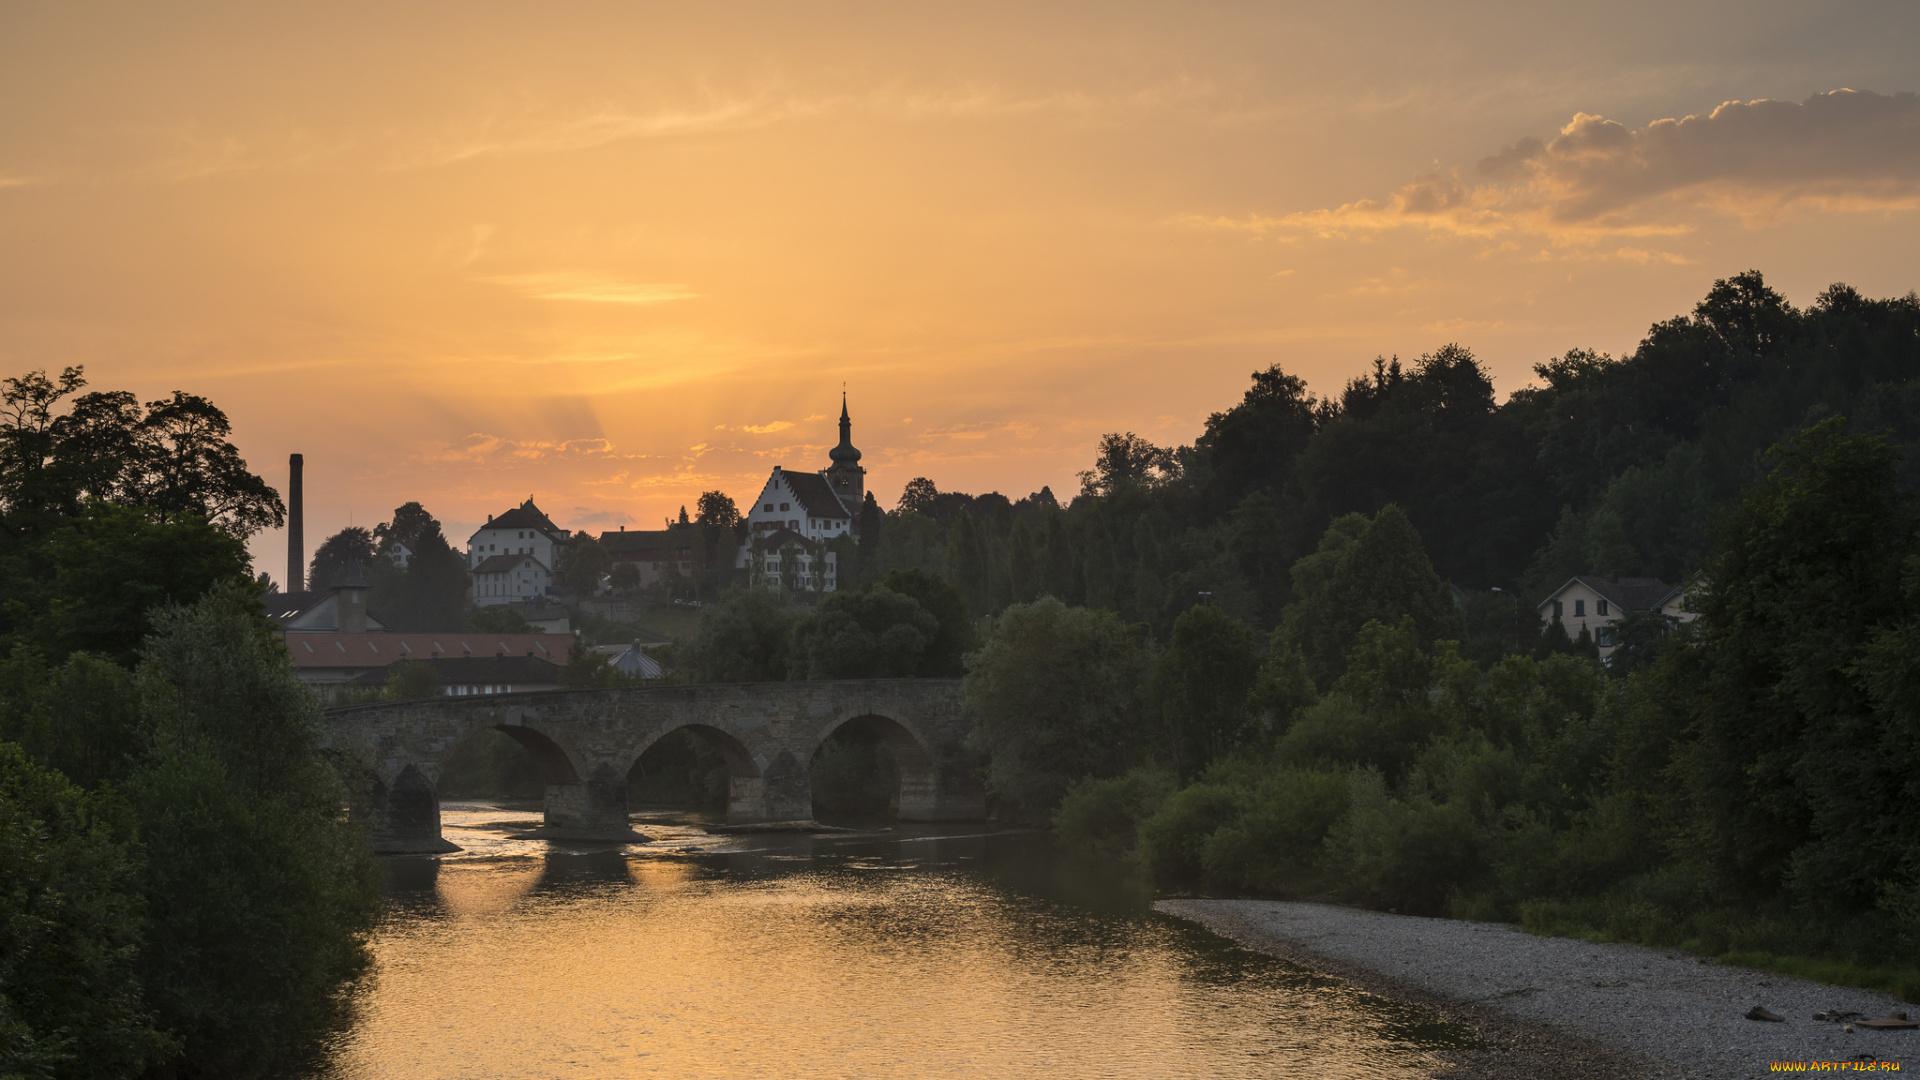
287,453,304,593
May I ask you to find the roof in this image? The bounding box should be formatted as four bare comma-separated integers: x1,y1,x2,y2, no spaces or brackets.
264,591,321,622
752,526,814,552
472,553,549,575
481,504,562,536
598,528,691,558
1538,575,1683,613
608,645,665,679
279,632,575,669
350,654,565,688
780,470,851,520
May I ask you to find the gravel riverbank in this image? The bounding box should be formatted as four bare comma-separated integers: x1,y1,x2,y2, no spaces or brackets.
1158,899,1915,1080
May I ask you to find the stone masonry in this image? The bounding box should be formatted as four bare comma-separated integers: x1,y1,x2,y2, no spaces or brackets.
322,679,984,853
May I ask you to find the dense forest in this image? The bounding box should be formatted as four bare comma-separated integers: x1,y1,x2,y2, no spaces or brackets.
681,271,1920,994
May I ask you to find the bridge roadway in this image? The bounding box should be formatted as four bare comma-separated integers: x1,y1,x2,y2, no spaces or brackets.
321,679,985,852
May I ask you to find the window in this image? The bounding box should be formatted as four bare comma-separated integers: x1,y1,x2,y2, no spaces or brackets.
764,503,773,512
1597,628,1615,648
1574,599,1586,617
1598,599,1610,616
1552,600,1563,617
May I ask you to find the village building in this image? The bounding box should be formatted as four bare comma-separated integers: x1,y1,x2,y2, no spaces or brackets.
267,562,387,633
744,525,839,591
734,395,865,592
598,524,697,590
1536,574,1697,661
279,631,575,686
465,499,566,571
349,654,565,696
471,552,551,607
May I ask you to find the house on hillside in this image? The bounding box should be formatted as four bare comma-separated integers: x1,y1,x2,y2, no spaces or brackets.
471,553,551,607
466,499,567,571
745,525,838,592
1536,574,1697,661
599,525,696,591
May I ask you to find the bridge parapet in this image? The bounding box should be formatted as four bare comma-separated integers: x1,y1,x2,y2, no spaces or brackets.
323,679,984,853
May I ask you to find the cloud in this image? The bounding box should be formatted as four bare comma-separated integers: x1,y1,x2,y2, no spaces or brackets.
1207,89,1920,244
483,273,698,304
431,433,626,464
713,420,794,434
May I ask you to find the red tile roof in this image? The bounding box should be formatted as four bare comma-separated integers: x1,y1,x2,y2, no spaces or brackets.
279,632,574,669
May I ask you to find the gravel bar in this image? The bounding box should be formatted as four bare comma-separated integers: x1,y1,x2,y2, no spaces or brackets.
1158,899,1915,1080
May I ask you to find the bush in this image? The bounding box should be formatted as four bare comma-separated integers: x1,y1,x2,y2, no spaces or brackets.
1200,766,1349,894
1137,782,1244,883
1053,767,1176,859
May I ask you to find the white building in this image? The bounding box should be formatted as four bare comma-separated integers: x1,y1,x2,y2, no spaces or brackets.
471,553,552,607
1536,574,1697,661
466,499,566,571
746,526,840,592
736,396,867,592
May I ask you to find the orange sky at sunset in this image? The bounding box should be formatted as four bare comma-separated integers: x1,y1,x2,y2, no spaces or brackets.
3,1,1918,576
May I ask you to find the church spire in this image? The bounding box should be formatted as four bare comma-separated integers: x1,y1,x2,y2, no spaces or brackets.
829,391,861,465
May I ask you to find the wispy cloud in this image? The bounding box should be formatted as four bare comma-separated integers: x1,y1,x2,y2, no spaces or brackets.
714,420,794,434
1192,90,1920,247
483,273,698,305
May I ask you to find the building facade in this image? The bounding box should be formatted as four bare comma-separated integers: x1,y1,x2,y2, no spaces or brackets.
466,499,566,571
735,395,865,592
1536,574,1697,661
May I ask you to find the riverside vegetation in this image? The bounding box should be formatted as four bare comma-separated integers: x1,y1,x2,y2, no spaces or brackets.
672,273,1920,1000
0,369,378,1079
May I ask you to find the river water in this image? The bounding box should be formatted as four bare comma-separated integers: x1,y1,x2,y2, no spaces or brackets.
309,804,1476,1079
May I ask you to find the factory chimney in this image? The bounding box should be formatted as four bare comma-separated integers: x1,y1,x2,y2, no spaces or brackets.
287,453,304,593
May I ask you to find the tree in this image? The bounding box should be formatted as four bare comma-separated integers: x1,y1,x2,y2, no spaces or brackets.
0,742,169,1079
0,368,284,538
1280,506,1454,686
1156,604,1262,776
1077,432,1171,497
372,501,441,555
695,490,742,529
609,562,640,594
944,511,988,615
1680,417,1917,911
555,531,610,596
963,597,1150,820
382,659,442,701
308,526,375,592
558,641,629,688
881,568,975,676
897,477,940,516
466,608,533,633
673,588,802,683
790,585,939,679
129,579,379,1076
0,504,252,667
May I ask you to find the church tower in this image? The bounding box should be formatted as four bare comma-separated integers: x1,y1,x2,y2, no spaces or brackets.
823,392,866,518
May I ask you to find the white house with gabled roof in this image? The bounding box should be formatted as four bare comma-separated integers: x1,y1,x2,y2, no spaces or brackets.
1537,573,1697,660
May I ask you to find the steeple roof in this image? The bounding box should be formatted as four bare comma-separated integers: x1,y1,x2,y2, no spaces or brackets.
829,391,862,465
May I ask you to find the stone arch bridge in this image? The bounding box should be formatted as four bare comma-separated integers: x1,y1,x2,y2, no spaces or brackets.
321,679,984,853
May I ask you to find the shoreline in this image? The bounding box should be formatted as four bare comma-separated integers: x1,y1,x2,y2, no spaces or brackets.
1156,899,1915,1080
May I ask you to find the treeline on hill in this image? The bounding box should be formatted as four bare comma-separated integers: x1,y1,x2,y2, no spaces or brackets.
677,272,1920,993
0,368,379,1079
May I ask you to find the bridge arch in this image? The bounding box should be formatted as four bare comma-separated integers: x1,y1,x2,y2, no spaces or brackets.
324,680,984,853
624,722,767,823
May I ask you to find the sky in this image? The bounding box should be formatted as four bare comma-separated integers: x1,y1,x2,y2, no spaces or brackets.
2,1,1917,581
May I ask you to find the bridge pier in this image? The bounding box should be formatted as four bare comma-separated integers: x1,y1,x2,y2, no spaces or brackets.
532,763,646,842
371,765,458,854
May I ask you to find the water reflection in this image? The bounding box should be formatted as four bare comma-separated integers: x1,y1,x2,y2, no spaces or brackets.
314,808,1474,1080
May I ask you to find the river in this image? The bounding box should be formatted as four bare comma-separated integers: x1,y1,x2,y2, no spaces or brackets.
308,803,1478,1079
